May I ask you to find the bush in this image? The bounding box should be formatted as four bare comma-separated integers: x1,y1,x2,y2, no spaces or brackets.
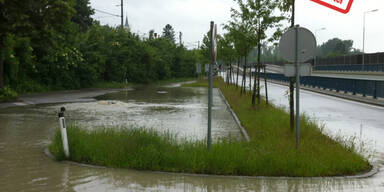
0,86,18,102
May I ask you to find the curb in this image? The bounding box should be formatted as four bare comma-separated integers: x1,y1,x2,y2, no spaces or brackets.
44,147,380,180
217,89,251,142
267,80,384,107
314,71,384,76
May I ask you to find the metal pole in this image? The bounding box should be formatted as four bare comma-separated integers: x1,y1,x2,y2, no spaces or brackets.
207,21,214,150
289,0,295,133
314,31,317,70
314,28,325,70
295,26,300,149
363,12,366,71
121,0,124,28
362,9,379,71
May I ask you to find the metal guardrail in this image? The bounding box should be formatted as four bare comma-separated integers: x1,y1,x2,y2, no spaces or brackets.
314,64,384,72
266,73,384,99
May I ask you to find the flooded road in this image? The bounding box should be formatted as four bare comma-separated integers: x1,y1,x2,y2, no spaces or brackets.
1,81,384,191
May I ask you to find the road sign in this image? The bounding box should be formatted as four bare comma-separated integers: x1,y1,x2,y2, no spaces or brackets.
279,27,316,63
284,63,312,77
211,24,217,63
310,0,354,14
196,64,201,74
205,64,209,73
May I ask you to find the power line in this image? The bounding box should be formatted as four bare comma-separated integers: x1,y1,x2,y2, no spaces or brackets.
94,9,120,17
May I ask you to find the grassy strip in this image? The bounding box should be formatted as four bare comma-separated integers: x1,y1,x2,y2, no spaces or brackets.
49,78,371,177
50,126,255,175
182,78,371,176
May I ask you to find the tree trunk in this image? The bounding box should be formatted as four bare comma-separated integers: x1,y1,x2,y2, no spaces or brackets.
0,35,3,89
264,65,268,105
236,57,240,88
241,56,247,94
257,40,261,105
244,55,247,93
229,58,233,84
249,59,252,91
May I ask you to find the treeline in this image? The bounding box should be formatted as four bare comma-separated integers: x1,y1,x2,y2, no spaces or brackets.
0,0,199,100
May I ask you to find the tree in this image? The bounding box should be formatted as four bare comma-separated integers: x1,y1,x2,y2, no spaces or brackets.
218,33,237,84
224,4,257,94
235,0,287,106
72,0,95,31
162,24,176,43
148,29,155,40
317,38,354,57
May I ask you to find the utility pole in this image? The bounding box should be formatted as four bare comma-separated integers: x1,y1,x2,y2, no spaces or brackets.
121,0,124,28
179,32,183,46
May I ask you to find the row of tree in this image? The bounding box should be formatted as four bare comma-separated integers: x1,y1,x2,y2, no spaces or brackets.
205,0,362,105
0,0,199,96
200,0,292,107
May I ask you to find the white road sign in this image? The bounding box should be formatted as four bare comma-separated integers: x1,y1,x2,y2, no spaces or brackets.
279,26,316,63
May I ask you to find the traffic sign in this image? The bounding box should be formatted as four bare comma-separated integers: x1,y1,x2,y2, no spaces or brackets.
211,24,217,63
310,0,354,14
196,64,202,74
279,26,316,63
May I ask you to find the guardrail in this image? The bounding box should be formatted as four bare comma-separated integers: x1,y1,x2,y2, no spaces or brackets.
266,73,384,99
314,64,384,72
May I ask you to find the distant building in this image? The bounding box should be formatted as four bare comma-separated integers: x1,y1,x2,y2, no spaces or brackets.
124,15,130,30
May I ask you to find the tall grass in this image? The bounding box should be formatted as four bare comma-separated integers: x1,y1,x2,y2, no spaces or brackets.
49,78,371,177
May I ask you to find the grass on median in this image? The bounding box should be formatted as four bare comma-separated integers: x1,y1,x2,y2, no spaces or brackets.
49,78,371,177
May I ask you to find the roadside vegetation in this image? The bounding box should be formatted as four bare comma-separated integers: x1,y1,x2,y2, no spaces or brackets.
49,78,371,177
0,0,202,102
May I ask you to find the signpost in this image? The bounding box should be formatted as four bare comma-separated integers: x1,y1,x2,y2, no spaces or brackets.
207,21,217,150
279,25,316,148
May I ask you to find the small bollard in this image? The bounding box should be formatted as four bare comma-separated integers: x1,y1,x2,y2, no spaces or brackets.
58,107,70,158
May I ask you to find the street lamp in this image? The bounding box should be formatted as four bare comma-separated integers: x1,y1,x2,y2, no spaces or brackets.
362,9,379,71
314,27,326,69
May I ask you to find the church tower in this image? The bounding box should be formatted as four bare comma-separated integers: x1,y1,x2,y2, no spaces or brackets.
124,15,130,30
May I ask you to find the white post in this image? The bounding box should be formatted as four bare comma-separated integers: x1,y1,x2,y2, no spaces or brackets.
59,107,70,158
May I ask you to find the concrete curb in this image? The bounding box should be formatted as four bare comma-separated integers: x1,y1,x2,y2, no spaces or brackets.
44,148,379,180
217,89,251,142
314,71,384,76
267,80,384,107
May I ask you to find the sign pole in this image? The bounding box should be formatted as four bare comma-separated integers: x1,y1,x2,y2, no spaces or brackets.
295,25,300,148
207,21,214,150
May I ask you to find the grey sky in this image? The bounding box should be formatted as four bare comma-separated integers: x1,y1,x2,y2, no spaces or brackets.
90,0,384,53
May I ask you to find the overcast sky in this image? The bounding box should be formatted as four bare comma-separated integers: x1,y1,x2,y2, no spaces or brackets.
90,0,384,53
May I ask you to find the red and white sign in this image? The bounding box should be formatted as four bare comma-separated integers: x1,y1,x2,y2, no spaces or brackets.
310,0,354,14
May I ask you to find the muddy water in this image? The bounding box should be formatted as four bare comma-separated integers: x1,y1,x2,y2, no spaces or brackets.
1,82,384,191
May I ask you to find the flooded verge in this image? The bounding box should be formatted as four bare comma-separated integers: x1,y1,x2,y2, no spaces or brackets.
1,82,384,191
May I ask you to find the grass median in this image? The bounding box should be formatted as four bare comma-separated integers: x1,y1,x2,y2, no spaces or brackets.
49,78,371,177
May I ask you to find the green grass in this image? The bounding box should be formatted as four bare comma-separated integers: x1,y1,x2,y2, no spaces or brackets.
49,78,371,177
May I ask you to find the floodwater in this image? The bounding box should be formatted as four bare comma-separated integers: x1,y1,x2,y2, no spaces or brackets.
1,80,384,191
